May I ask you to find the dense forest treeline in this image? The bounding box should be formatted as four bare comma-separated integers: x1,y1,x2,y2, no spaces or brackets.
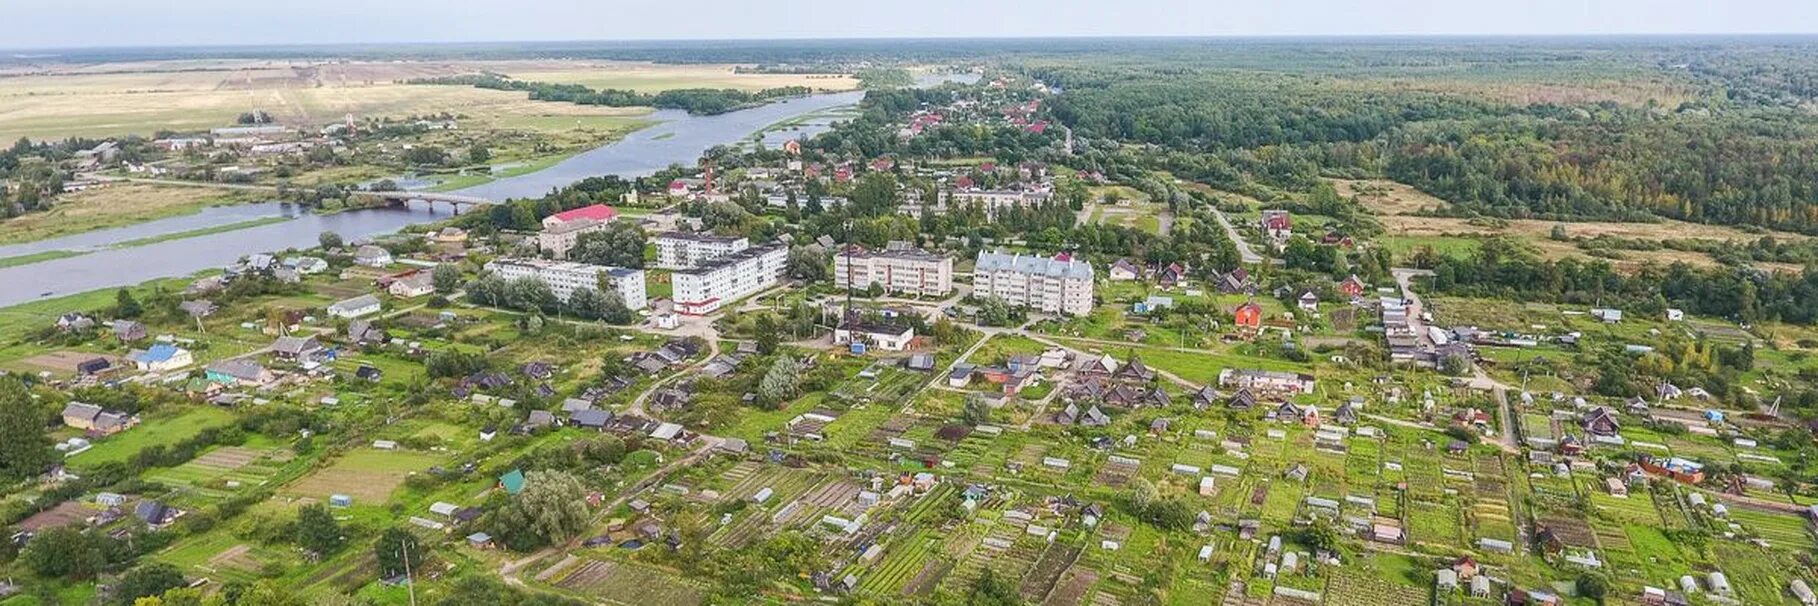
405,74,812,115
1022,47,1818,234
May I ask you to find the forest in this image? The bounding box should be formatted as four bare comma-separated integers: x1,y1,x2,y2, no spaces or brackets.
405,74,813,115
1021,41,1818,233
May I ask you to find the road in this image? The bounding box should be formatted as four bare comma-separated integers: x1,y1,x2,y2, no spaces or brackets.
1208,206,1263,264
1390,267,1436,348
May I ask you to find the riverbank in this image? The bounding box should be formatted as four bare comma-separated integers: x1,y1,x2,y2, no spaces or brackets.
0,183,267,246
0,215,297,268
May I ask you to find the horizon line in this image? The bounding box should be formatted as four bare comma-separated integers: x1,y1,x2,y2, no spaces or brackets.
9,31,1818,55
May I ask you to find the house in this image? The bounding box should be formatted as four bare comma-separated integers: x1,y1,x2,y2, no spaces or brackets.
129,343,194,372
1217,269,1253,294
1582,407,1620,436
388,272,436,298
1219,368,1316,394
1334,401,1359,425
135,500,179,528
62,402,106,431
353,245,393,268
570,409,614,430
177,300,218,319
113,320,148,342
1114,357,1156,383
57,313,96,332
1191,386,1221,409
328,294,382,319
1228,388,1257,410
1297,291,1320,311
466,532,494,549
1155,262,1187,288
1338,275,1366,297
1108,259,1141,281
1591,308,1623,323
272,336,324,361
347,319,387,344
1234,301,1263,332
206,358,272,387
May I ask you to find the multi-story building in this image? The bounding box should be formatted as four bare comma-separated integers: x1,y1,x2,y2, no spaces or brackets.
911,188,1053,220
653,232,750,269
834,245,954,297
537,204,618,259
672,245,788,315
973,250,1095,316
483,258,647,310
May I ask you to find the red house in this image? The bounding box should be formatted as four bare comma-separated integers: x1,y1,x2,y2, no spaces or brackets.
1339,275,1367,297
1234,302,1263,332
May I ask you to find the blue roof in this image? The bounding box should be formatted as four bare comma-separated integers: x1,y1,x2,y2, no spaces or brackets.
134,343,182,363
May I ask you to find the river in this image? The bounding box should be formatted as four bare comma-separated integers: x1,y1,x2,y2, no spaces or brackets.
0,74,975,307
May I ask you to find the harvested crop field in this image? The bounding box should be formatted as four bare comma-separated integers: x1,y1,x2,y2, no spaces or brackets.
1332,179,1451,215
17,350,119,373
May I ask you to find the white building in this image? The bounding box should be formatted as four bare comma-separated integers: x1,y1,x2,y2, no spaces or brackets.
537,204,618,260
654,232,750,269
483,258,647,310
834,245,954,297
834,320,916,351
914,188,1052,220
672,245,788,315
327,294,382,319
388,272,436,299
973,250,1094,316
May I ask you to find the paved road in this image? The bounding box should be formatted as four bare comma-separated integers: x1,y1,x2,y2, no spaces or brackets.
1208,206,1263,264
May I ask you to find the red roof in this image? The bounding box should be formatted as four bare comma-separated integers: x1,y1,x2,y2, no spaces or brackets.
549,204,617,224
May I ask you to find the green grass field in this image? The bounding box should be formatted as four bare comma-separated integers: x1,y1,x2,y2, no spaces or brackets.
68,407,237,468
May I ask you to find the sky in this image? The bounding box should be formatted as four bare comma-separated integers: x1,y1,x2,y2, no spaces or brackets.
9,0,1818,49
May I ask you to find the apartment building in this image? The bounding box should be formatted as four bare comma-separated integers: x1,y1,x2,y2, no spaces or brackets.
653,232,751,269
537,204,618,259
834,245,954,297
672,244,788,315
483,258,647,310
973,250,1095,316
908,188,1053,219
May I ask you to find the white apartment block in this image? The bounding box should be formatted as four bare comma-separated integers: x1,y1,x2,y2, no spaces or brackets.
653,232,750,269
973,250,1095,316
483,258,647,310
672,244,788,315
537,219,609,260
834,246,954,297
912,188,1053,219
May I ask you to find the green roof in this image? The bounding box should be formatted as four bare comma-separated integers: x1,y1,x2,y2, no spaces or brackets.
499,469,526,495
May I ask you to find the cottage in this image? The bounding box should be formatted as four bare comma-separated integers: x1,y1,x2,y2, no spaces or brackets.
354,245,394,268
834,320,915,352
271,336,323,361
1297,291,1320,311
1582,407,1620,436
389,272,436,298
1108,258,1141,281
206,358,271,386
1233,301,1263,332
113,319,148,342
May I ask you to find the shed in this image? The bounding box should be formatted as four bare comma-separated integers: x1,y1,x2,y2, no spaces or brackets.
329,494,353,508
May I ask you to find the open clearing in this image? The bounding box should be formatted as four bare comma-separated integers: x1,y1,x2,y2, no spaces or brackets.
16,350,120,374
280,448,443,503
0,59,673,141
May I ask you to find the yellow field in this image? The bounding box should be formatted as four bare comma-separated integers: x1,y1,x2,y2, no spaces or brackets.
512,62,857,93
0,59,822,141
0,183,263,244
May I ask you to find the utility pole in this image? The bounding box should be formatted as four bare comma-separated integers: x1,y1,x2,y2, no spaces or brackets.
402,537,417,606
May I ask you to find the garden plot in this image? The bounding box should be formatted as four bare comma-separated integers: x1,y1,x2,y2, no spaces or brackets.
944,520,1044,594
1042,566,1098,606
553,559,703,606
146,446,289,494
1324,569,1426,606
1093,457,1141,488
1020,543,1083,602
281,448,442,504
857,528,939,596
1536,515,1599,550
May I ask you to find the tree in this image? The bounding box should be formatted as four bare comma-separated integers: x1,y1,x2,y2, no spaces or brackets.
115,288,143,318
405,146,449,166
0,377,52,480
753,314,782,355
787,246,830,283
318,231,344,250
19,526,106,579
962,395,992,426
432,264,462,294
758,356,803,405
966,568,1021,606
469,144,492,165
113,563,186,605
1576,573,1609,603
1129,478,1159,512
1438,352,1471,376
494,470,591,550
296,504,344,556
375,527,425,578
569,223,647,269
